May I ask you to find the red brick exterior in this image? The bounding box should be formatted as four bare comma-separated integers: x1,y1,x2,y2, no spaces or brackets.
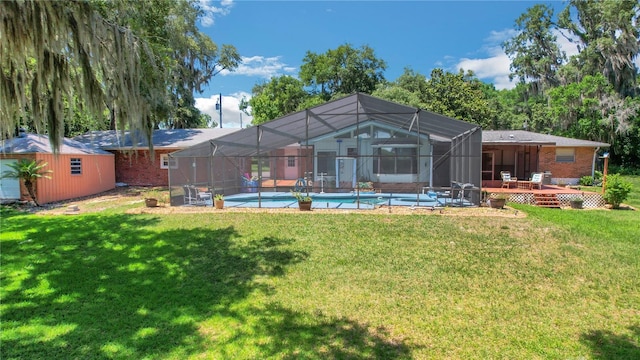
539,146,596,179
113,149,172,186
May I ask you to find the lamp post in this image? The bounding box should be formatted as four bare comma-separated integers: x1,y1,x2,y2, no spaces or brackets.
215,93,222,128
601,152,609,194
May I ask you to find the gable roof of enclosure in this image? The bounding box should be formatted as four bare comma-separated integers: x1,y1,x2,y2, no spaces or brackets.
172,93,481,158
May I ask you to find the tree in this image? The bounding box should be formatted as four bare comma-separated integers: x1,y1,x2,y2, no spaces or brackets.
502,4,565,96
372,68,428,108
0,0,240,150
0,159,52,206
299,44,386,101
558,0,640,96
249,76,309,125
423,69,496,129
1,1,156,149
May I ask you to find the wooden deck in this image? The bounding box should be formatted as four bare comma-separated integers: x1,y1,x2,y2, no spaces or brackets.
483,185,605,208
484,184,584,195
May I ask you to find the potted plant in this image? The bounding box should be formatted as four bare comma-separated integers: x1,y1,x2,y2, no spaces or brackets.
144,190,160,207
355,181,375,193
214,193,224,209
488,194,508,209
292,191,312,211
569,196,583,209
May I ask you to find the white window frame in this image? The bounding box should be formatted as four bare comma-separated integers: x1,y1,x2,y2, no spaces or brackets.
70,158,82,175
160,154,177,169
555,148,575,163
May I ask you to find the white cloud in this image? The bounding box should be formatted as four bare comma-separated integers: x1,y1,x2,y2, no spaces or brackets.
554,29,580,58
199,0,234,27
454,28,584,90
195,92,253,128
219,55,297,79
485,29,518,45
458,54,516,90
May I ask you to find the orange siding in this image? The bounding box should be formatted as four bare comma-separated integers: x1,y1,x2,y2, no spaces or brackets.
34,154,115,204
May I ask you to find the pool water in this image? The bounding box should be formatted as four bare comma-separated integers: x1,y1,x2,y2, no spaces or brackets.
223,192,442,209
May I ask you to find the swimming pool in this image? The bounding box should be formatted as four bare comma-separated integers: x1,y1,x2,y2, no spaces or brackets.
222,191,448,210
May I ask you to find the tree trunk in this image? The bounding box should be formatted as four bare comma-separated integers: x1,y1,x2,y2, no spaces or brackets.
23,179,40,206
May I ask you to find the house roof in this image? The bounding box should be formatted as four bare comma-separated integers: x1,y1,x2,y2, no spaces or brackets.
0,133,113,155
74,128,239,150
173,93,481,158
482,130,610,147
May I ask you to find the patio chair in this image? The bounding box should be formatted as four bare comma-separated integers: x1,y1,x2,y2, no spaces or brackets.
196,189,212,206
530,172,543,189
451,181,475,206
501,171,517,188
183,185,198,205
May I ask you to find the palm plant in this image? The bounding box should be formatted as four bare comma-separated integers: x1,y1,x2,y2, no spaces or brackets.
1,159,52,206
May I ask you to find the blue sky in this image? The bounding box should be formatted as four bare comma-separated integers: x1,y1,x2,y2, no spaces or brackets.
194,0,574,128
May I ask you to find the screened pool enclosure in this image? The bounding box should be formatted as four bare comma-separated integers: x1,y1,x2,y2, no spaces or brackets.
168,93,482,208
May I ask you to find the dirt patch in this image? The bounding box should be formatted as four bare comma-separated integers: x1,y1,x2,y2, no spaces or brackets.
8,186,529,218
127,205,527,217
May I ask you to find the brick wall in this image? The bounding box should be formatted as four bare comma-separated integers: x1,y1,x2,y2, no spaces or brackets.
114,149,171,186
539,147,595,180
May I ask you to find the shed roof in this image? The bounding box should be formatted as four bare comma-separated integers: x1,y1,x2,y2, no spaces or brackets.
1,133,113,155
173,93,480,158
482,130,610,147
74,128,239,150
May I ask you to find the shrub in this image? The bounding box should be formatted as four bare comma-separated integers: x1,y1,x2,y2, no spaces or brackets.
579,175,594,186
603,174,633,209
594,170,603,181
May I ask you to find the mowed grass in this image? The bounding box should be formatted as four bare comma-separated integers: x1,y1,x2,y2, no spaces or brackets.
1,180,639,359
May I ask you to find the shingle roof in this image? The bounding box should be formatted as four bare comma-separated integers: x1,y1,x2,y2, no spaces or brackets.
482,130,610,147
74,128,239,150
0,133,113,155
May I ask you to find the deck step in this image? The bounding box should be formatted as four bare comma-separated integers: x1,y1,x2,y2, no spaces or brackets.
533,193,561,208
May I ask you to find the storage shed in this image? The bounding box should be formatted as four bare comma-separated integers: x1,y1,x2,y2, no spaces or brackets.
1,133,115,204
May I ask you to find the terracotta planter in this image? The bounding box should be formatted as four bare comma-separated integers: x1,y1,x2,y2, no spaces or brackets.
298,201,312,211
145,198,158,207
214,199,224,209
488,198,506,209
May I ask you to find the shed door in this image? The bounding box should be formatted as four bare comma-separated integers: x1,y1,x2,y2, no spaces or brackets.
0,159,21,199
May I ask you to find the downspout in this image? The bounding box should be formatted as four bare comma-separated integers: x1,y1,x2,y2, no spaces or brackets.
592,147,600,179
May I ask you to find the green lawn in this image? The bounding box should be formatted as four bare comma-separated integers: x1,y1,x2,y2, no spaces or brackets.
1,178,639,359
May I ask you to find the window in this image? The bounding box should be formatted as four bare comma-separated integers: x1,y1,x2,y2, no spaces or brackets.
287,156,295,167
374,147,417,174
160,154,177,169
556,148,575,163
317,151,336,176
70,158,82,175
